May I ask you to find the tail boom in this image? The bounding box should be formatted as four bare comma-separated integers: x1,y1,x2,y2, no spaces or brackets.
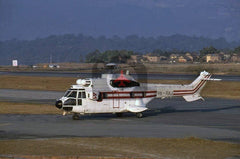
172,74,211,96
155,71,220,102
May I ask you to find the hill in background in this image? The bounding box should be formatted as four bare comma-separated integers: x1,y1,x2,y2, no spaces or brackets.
0,34,239,65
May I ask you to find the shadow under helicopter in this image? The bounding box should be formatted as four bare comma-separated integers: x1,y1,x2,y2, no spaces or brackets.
70,98,240,121
71,105,240,120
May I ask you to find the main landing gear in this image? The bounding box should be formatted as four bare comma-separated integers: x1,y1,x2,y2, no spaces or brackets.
115,112,143,118
136,112,143,118
72,112,143,120
116,113,123,117
72,113,80,120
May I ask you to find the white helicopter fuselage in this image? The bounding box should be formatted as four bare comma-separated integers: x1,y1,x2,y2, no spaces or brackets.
55,71,219,119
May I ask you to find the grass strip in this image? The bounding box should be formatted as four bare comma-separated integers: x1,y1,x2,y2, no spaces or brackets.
0,102,61,114
0,137,239,159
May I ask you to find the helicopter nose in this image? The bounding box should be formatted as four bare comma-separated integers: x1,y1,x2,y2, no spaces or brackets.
55,100,63,109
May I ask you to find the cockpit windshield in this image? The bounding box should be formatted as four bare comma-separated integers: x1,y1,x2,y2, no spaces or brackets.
64,90,71,97
64,90,77,98
68,91,77,98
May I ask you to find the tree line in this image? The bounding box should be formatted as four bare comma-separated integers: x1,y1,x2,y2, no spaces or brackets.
85,50,134,63
0,34,239,65
85,46,240,63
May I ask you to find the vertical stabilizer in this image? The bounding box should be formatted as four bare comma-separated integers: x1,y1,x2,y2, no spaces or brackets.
182,71,211,102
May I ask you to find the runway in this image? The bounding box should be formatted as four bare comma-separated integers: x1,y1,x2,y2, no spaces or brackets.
0,89,62,104
0,89,240,142
1,71,239,81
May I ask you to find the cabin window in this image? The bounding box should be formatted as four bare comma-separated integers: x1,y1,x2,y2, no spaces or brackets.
130,92,134,98
82,92,86,98
64,99,76,105
102,92,107,98
78,99,82,105
97,92,103,101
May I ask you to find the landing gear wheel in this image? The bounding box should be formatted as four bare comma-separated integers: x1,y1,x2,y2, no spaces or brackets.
72,113,80,120
136,113,143,118
116,113,123,117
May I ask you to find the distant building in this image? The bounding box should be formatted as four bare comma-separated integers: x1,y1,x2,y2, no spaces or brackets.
191,53,199,62
170,54,179,60
223,54,231,61
206,54,221,63
185,53,193,62
178,56,187,63
218,52,231,62
169,54,179,63
231,54,240,62
159,56,168,61
127,55,142,63
143,55,160,63
12,60,18,67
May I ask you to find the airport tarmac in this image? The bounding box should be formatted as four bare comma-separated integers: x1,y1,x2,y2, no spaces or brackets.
0,89,240,142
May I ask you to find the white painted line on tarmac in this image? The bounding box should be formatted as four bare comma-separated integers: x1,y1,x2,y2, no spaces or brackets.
110,118,131,122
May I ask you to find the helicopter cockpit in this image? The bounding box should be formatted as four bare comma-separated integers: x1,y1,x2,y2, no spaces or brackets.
55,88,86,111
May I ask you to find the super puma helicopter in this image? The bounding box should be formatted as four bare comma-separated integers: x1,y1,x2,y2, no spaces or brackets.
55,64,221,120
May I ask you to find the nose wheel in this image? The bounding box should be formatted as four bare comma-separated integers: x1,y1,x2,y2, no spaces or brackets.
72,113,80,120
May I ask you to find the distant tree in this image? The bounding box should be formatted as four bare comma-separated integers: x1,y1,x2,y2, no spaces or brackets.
85,50,103,63
85,50,133,63
151,49,185,57
152,49,170,57
233,46,240,54
199,46,219,57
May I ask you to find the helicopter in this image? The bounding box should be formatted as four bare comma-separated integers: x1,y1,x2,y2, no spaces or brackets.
55,63,221,120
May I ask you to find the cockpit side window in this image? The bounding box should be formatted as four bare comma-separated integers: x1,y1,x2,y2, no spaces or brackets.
78,92,82,99
64,99,76,105
77,91,86,99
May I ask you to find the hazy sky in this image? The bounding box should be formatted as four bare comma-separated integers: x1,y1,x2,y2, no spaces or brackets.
0,0,240,41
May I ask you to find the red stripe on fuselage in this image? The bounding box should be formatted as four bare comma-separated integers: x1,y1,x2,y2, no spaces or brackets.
173,76,209,96
173,75,210,95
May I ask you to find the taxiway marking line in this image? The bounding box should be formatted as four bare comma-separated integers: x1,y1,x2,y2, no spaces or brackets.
110,119,131,122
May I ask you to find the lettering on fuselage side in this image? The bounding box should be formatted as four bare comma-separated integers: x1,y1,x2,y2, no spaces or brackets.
157,90,173,97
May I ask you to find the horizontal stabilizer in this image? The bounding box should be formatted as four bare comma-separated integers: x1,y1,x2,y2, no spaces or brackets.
127,106,148,113
203,78,222,81
183,94,204,102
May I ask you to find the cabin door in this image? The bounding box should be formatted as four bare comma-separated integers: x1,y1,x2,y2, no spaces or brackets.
113,91,120,108
76,91,86,113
